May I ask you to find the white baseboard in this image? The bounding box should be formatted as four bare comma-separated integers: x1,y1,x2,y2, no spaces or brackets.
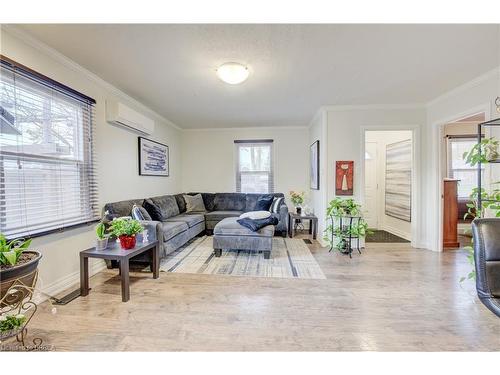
33,260,107,304
380,224,411,241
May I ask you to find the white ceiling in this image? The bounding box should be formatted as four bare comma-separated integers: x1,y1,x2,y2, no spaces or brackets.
17,24,500,129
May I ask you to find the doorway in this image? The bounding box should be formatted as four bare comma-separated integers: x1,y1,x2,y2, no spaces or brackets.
364,130,413,243
440,112,485,250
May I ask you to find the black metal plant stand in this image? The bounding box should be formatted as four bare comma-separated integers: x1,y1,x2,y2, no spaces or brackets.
477,117,500,211
328,215,362,258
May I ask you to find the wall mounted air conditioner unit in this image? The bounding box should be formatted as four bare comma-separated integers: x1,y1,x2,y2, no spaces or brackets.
106,100,155,135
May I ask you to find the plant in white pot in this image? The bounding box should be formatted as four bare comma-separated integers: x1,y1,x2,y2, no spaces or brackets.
95,222,109,250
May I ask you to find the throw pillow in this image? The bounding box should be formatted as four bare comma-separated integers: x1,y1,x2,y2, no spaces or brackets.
239,211,272,220
269,196,284,214
254,194,274,211
237,216,279,232
131,204,152,221
142,199,163,221
184,193,206,213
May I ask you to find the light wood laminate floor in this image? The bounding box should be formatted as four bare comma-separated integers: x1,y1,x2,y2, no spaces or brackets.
25,236,500,351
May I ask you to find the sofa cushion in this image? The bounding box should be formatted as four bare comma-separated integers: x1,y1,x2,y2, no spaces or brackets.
166,213,205,228
184,194,206,213
245,193,284,212
161,221,188,241
174,194,186,213
104,199,144,218
213,193,246,211
205,210,243,222
144,195,180,221
187,192,215,211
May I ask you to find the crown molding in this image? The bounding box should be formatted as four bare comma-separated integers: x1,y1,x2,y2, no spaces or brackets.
182,125,309,132
321,104,426,111
2,25,183,131
426,66,500,108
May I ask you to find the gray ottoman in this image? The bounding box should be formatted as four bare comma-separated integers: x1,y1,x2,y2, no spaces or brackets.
213,217,274,259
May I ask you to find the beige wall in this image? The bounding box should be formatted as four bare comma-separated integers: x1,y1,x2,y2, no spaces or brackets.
181,127,309,207
1,28,183,298
365,130,413,240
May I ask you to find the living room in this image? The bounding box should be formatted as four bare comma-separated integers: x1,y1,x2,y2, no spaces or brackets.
1,1,500,372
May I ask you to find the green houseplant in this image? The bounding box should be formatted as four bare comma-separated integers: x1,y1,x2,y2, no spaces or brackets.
95,222,109,251
109,218,144,250
323,198,372,254
0,234,41,302
459,137,500,282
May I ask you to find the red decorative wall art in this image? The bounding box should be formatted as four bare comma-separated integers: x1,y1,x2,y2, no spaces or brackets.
335,161,354,196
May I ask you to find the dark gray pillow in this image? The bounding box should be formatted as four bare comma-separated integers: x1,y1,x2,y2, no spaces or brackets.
174,194,186,213
143,195,179,221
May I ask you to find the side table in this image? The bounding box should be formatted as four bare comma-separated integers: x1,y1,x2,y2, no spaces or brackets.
288,212,318,239
80,240,159,302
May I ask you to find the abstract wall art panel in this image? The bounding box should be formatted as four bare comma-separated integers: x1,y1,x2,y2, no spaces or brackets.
310,140,320,190
138,137,169,176
335,161,353,195
385,139,412,222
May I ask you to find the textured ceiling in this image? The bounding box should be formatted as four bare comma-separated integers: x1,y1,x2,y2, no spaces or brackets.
17,24,500,129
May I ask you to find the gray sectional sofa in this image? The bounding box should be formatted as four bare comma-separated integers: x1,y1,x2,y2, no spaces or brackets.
103,192,288,264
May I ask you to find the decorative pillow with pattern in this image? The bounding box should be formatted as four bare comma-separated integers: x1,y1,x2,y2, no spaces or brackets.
131,204,152,221
269,196,284,214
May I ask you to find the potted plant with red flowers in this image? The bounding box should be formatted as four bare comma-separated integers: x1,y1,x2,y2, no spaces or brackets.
109,218,144,250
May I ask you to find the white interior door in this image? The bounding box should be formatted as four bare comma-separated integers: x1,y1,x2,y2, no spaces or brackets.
364,142,378,228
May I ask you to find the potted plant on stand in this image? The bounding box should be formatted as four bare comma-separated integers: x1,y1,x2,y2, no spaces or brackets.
289,191,305,215
109,218,144,250
0,235,40,302
323,197,372,257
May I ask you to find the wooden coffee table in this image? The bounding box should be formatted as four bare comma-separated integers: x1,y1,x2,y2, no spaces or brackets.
80,240,159,302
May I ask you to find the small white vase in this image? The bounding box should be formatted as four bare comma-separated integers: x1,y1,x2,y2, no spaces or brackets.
96,238,108,251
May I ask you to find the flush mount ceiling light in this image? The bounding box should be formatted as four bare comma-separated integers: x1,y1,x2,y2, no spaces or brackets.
216,62,249,85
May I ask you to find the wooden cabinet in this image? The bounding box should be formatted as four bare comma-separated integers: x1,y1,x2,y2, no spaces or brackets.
443,179,460,248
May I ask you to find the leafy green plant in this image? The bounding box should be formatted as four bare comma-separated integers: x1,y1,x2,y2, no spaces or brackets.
323,198,372,252
0,234,32,266
109,218,143,237
462,137,499,166
95,222,107,240
0,314,26,332
460,182,500,282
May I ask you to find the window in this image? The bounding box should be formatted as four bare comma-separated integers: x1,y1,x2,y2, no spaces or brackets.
235,140,274,193
1,57,98,239
447,136,484,198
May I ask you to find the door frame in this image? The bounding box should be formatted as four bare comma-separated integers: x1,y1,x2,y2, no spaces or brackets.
361,125,420,248
364,141,379,229
432,103,490,252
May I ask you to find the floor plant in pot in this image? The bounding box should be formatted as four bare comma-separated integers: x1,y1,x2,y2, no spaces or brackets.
109,218,144,250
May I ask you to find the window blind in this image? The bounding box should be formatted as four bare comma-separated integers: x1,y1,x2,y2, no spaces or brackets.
0,56,99,239
235,140,274,193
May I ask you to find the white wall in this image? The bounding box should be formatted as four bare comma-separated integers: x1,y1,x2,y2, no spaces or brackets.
181,127,309,207
1,27,183,299
365,130,413,240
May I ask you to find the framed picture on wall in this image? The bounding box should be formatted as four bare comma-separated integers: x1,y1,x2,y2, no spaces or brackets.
335,161,354,195
310,140,320,190
138,137,169,177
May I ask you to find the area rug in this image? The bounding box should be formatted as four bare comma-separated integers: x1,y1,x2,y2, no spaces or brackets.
160,236,326,280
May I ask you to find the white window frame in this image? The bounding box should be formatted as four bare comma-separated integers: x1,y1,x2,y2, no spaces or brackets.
234,140,274,194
